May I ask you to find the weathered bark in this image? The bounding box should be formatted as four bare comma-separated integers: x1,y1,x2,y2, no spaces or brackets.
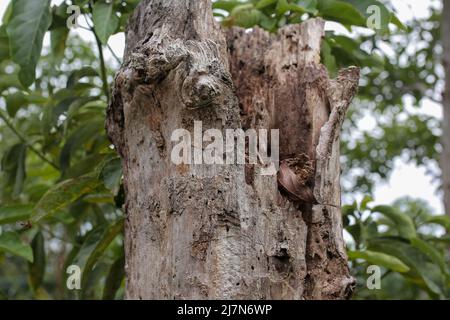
442,0,450,217
106,0,359,300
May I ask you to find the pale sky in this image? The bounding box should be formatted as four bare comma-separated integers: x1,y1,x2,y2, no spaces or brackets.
0,0,445,213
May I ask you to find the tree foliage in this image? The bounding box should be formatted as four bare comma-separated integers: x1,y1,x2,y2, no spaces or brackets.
345,196,449,299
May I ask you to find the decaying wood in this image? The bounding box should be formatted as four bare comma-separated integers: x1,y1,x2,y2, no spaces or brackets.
106,0,359,300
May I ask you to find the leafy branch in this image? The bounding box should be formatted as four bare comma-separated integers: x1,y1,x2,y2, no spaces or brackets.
83,11,110,103
0,110,59,170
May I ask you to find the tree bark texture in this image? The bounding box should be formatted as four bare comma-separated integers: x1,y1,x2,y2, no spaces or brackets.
442,0,450,218
106,0,359,300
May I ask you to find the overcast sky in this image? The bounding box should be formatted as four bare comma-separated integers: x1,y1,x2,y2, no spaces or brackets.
0,0,445,214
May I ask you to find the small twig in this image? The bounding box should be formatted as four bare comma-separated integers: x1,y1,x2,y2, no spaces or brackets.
78,25,91,32
0,110,59,169
81,11,121,67
41,225,65,242
92,30,110,103
78,24,120,66
84,12,110,103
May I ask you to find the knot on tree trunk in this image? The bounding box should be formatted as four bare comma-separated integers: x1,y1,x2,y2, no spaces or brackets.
125,38,235,107
106,37,235,156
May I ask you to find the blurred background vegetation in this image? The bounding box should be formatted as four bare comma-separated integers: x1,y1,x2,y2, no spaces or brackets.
0,0,448,300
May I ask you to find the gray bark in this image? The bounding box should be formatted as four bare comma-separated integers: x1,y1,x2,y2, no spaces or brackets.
442,0,450,217
106,0,359,300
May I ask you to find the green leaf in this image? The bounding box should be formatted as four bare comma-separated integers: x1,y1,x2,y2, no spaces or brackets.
62,241,82,284
28,231,46,290
6,0,52,87
346,222,363,244
41,95,81,139
260,14,277,30
82,262,109,299
297,0,318,14
255,0,277,9
390,13,407,31
31,176,102,223
342,200,357,216
64,97,102,128
369,237,446,295
50,27,69,65
348,249,410,273
421,215,450,230
2,1,13,24
344,0,391,32
360,195,373,211
53,82,96,100
228,4,264,29
0,231,33,262
213,0,245,12
0,25,9,62
328,34,385,71
49,2,69,30
65,153,108,179
321,39,337,77
66,67,99,88
102,251,125,300
73,218,124,288
0,205,32,224
372,205,416,239
1,143,27,196
92,1,120,44
84,219,123,282
98,156,123,195
5,91,28,117
317,0,366,27
59,119,103,173
0,73,22,92
83,192,115,204
276,0,307,15
410,237,446,273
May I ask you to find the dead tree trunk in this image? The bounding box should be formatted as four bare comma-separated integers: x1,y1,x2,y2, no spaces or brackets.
106,0,359,300
442,0,450,217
